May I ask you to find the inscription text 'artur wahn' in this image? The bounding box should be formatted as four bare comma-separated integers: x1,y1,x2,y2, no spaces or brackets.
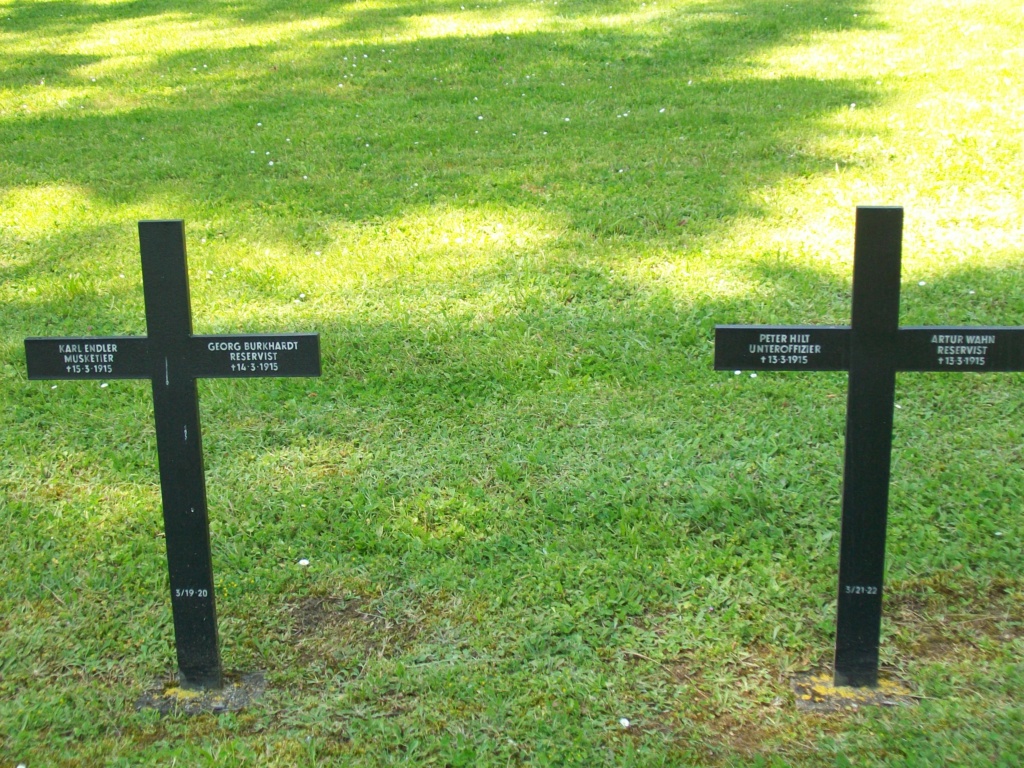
715,206,1024,689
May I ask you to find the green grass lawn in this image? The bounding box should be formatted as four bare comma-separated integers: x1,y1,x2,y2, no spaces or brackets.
2,0,1023,764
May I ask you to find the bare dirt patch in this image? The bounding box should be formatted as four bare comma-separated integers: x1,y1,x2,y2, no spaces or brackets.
285,595,420,670
887,576,1023,662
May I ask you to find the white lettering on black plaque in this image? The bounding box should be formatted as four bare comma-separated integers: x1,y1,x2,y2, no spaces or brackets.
24,220,321,691
713,207,1024,690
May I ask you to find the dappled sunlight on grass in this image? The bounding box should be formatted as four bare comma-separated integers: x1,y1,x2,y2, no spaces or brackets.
400,6,549,41
3,0,1024,763
2,9,338,59
400,1,678,42
321,202,564,277
1,183,106,238
176,202,566,331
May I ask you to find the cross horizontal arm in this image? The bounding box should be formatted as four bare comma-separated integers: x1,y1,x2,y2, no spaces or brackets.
189,334,321,378
896,327,1024,372
714,326,850,371
25,333,322,382
25,336,149,380
715,325,1024,373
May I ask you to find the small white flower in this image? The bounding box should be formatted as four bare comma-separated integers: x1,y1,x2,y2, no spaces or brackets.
478,115,484,120
995,531,1003,537
299,558,310,566
268,161,274,166
619,718,630,728
660,108,666,113
51,385,58,390
918,281,926,286
750,373,757,378
257,122,262,126
734,371,742,375
100,383,109,388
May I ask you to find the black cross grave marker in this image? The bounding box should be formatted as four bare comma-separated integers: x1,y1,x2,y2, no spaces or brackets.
714,206,1024,688
25,221,321,689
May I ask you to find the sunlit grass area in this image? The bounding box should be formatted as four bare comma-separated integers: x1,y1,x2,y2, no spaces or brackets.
2,0,1023,764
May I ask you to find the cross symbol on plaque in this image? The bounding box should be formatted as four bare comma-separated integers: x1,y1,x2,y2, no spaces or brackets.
715,206,1024,688
25,221,321,689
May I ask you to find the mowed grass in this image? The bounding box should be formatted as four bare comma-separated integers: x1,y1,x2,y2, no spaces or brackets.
1,0,1023,764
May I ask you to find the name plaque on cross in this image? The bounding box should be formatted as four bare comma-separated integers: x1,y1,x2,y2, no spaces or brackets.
714,207,1024,688
25,220,321,690
25,334,319,380
715,326,1024,373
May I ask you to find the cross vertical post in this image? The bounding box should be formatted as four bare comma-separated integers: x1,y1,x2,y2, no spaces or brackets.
25,220,321,692
834,207,902,687
714,206,1024,690
140,221,220,689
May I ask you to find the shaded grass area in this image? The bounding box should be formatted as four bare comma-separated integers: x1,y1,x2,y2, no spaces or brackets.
2,0,1024,764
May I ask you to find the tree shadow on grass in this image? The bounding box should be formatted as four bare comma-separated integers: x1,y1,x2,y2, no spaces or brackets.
2,200,1023,767
4,4,1024,763
1,0,878,280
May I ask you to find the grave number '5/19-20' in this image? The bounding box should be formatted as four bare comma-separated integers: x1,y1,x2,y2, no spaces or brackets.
175,588,209,599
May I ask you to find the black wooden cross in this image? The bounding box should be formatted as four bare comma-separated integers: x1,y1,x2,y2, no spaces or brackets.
715,206,1024,688
25,221,321,689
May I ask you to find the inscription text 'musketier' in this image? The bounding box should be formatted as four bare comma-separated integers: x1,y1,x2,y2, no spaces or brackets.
25,334,320,380
25,336,149,379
